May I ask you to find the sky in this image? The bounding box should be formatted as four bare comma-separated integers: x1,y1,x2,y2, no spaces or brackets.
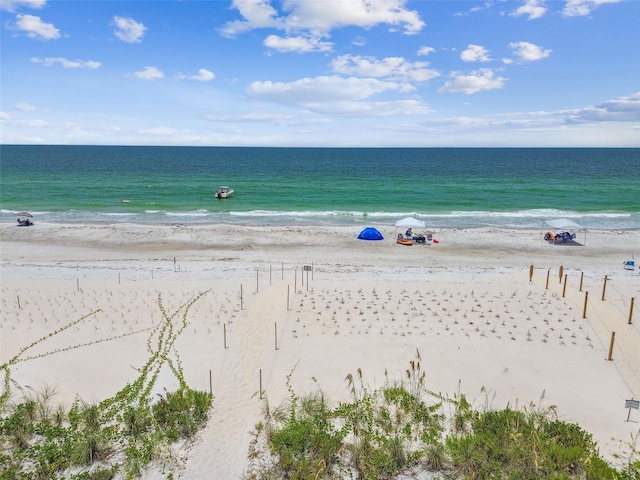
1,0,639,147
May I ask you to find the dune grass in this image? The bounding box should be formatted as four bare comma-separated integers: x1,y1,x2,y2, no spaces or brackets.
245,353,640,480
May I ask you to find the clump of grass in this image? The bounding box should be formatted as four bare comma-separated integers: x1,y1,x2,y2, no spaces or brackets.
246,355,445,479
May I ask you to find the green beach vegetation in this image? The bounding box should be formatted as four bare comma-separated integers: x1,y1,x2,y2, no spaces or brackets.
0,293,213,480
245,353,640,480
1,298,638,479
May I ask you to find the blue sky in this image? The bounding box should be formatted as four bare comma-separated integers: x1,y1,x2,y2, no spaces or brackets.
1,0,638,147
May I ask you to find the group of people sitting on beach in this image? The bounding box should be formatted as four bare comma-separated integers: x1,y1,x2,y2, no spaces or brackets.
405,228,428,244
544,231,576,243
17,218,33,226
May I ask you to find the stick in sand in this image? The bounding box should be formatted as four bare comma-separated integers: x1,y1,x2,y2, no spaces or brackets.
559,265,563,284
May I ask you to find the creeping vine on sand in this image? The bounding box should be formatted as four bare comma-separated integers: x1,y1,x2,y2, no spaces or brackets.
0,291,213,479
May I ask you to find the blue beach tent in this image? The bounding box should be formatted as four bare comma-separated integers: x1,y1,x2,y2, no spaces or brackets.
358,227,384,241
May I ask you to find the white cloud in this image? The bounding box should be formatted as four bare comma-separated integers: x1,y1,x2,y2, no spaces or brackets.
31,56,101,68
246,75,432,117
417,46,435,57
206,112,293,123
133,66,164,80
15,14,59,40
220,0,283,36
113,16,147,43
331,54,438,82
454,1,493,16
247,75,403,104
307,99,432,116
564,92,640,123
562,0,621,16
510,0,547,20
264,34,332,53
0,0,46,12
461,45,492,63
438,69,507,94
223,0,424,37
0,111,11,120
17,118,49,128
189,68,215,82
508,41,551,62
352,36,366,47
14,102,37,111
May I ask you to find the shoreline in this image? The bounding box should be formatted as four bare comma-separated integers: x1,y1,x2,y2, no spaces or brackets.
1,222,639,478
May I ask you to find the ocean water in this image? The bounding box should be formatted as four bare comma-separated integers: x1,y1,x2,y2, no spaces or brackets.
1,145,638,229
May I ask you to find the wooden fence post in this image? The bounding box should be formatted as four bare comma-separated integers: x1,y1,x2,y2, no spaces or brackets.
607,332,615,361
629,297,635,325
582,291,589,319
579,271,584,292
529,265,534,282
601,275,608,301
545,269,550,290
562,274,567,298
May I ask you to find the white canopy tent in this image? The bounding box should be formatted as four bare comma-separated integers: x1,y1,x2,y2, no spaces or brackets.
395,217,426,237
544,218,587,245
395,217,426,229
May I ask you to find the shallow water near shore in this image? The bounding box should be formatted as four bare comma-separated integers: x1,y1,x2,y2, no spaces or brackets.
1,145,639,229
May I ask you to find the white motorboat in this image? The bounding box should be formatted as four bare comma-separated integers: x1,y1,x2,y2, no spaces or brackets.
215,186,234,199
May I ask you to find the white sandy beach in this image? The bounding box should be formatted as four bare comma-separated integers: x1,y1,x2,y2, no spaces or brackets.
1,222,639,479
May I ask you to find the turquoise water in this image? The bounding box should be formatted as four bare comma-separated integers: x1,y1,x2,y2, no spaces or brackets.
1,145,638,229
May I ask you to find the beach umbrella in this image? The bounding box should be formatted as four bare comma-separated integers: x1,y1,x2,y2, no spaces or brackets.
15,211,33,217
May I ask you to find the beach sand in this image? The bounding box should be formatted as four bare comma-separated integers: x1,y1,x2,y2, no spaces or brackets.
1,222,639,478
